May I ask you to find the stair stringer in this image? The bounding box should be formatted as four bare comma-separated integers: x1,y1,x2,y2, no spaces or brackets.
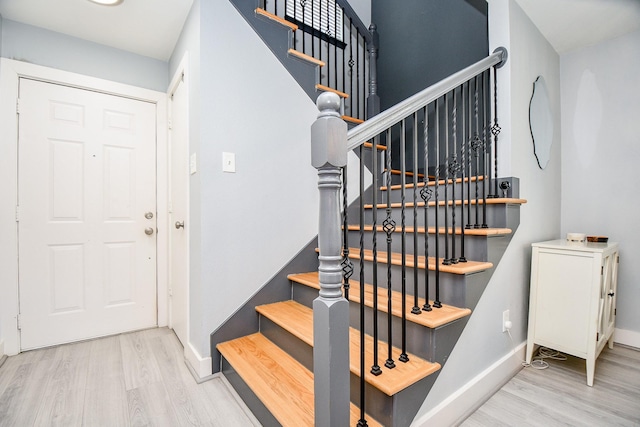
209,237,318,373
228,0,320,103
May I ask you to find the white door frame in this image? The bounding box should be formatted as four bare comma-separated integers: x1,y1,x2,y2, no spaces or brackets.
0,58,169,355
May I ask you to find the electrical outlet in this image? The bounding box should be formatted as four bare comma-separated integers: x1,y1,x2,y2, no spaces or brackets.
502,309,510,332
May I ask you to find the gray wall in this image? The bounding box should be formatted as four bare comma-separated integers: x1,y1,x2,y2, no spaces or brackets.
560,29,640,346
415,0,562,421
372,0,489,110
0,19,167,92
169,0,322,358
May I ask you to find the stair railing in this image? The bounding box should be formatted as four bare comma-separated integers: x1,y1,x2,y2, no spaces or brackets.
312,47,507,426
260,0,374,121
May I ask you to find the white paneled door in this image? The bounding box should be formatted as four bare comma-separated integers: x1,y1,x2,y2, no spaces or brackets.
169,74,189,348
18,78,158,350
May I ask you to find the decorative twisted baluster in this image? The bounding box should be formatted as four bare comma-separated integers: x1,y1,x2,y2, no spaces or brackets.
412,113,422,315
472,76,482,229
399,120,409,363
341,166,353,299
383,128,396,370
311,92,349,427
481,71,489,228
443,93,451,266
421,106,433,312
433,99,442,309
449,89,461,264
491,66,502,198
459,83,468,263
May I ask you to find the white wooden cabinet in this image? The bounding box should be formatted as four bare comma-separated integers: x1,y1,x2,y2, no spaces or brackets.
525,240,619,386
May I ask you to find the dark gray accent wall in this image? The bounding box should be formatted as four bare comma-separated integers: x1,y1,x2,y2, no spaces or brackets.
372,0,488,110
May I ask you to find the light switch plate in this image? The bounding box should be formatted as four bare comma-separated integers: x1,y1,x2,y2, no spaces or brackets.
223,152,236,173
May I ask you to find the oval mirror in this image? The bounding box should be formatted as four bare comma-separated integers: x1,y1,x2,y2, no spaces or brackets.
529,76,553,169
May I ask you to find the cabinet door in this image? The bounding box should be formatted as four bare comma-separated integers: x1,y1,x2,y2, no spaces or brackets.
598,251,618,342
534,250,593,353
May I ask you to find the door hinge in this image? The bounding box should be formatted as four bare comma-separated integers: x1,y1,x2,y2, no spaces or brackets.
15,205,20,222
169,288,173,297
601,265,604,275
16,98,20,114
168,119,173,130
17,314,21,330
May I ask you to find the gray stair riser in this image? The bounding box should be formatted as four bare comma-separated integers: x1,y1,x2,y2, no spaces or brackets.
351,371,439,427
347,230,490,262
290,280,470,364
221,356,280,427
351,261,476,309
258,311,410,427
362,203,514,229
347,301,469,364
381,182,477,204
383,177,519,200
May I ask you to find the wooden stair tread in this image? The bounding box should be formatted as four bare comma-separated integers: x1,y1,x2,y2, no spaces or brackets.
288,49,325,67
256,301,441,396
289,271,471,328
381,175,484,191
364,197,527,209
363,141,387,151
387,169,426,178
347,225,512,237
342,115,364,124
316,84,349,98
217,333,382,427
255,8,298,31
346,247,493,274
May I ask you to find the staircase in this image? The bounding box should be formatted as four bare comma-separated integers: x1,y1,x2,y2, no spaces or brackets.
213,1,524,426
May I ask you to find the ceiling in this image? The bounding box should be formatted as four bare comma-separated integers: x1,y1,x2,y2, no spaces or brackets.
0,0,194,61
0,0,638,60
514,0,640,53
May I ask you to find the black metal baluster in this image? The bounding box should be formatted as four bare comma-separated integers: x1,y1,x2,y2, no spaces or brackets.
384,128,395,370
421,106,433,312
443,93,451,266
311,0,315,58
356,32,360,119
342,165,353,300
450,88,460,264
358,145,368,427
433,99,442,309
371,132,382,376
299,0,304,54
481,71,488,228
466,78,473,230
459,83,468,263
348,20,354,119
473,76,481,229
412,112,422,315
491,66,502,199
324,4,330,90
399,120,409,363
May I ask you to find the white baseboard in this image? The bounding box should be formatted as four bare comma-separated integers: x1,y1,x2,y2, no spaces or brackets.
184,342,213,382
412,342,525,427
614,328,640,349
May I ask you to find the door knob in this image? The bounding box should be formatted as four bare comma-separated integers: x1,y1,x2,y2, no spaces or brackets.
145,227,154,235
175,221,185,229
145,212,154,219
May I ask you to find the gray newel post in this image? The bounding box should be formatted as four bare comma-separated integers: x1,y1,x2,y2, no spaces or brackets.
311,92,350,427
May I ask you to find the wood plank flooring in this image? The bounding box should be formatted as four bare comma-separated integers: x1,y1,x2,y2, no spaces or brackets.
0,328,261,427
461,344,640,426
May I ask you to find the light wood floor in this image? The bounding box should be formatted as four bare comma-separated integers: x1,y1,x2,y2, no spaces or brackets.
0,327,261,427
461,344,640,426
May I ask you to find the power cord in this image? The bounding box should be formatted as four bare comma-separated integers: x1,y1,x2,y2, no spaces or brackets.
504,327,566,370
